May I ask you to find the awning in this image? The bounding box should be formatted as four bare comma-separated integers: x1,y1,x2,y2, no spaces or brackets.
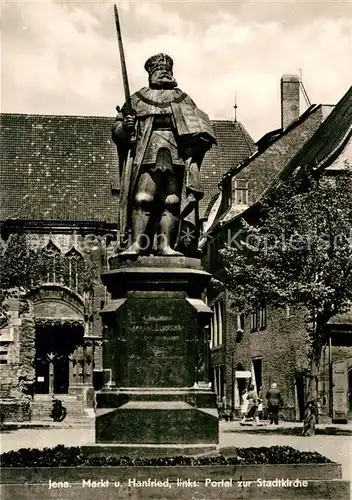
328,310,352,325
186,298,213,315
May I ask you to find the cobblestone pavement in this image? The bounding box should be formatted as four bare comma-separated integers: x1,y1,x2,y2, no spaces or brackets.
1,421,351,482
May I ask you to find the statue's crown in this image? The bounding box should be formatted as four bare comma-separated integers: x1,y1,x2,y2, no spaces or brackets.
144,53,173,74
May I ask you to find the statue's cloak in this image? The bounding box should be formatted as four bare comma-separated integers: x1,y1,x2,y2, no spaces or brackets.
115,87,216,249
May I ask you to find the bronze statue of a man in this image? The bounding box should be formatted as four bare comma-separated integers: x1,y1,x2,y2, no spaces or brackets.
112,53,216,257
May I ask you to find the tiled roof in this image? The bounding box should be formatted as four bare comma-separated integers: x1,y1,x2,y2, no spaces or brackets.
210,87,351,233
199,120,257,217
0,113,119,224
213,104,335,229
251,87,352,194
0,114,255,224
289,86,352,175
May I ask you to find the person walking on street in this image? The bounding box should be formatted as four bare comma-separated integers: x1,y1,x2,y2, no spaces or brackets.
257,386,263,421
247,384,260,424
266,382,283,425
240,388,249,423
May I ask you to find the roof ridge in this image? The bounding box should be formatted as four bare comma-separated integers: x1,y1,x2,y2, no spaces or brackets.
219,104,326,184
235,120,257,152
0,112,116,120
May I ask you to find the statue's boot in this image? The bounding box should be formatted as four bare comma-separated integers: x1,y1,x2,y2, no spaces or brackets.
159,246,183,257
119,242,141,256
120,209,150,256
157,211,183,257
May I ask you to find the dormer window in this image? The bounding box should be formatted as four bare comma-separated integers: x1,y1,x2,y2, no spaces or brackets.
234,179,249,205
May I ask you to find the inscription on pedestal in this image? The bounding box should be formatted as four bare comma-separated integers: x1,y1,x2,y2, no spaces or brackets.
112,295,197,387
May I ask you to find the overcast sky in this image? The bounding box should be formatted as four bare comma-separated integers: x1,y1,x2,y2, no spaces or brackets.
1,0,350,140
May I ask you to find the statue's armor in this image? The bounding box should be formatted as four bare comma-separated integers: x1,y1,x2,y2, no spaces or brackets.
143,115,184,168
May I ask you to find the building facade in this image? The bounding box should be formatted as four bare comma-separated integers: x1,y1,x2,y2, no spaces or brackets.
204,82,352,422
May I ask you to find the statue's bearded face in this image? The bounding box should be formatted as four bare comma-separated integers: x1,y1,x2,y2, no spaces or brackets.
149,67,177,89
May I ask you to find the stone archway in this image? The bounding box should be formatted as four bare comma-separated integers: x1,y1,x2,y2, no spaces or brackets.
26,285,93,396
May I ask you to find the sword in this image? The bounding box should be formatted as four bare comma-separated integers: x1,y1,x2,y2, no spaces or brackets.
113,4,136,246
114,4,135,121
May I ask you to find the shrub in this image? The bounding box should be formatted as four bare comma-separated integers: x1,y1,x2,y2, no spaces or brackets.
0,444,331,467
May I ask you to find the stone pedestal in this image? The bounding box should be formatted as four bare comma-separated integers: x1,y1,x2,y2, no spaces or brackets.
95,256,218,449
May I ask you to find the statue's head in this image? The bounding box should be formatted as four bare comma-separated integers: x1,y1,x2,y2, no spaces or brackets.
144,53,177,89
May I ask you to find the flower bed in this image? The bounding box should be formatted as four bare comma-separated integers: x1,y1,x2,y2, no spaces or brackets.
0,444,332,467
1,445,348,499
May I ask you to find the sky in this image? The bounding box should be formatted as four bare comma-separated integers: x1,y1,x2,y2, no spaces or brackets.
1,0,351,140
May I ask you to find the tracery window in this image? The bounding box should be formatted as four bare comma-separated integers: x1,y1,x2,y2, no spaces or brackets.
65,247,83,293
42,240,62,284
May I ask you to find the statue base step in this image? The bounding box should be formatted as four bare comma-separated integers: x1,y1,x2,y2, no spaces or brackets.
95,400,218,445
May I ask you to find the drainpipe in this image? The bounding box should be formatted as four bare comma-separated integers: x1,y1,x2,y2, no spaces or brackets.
328,334,332,417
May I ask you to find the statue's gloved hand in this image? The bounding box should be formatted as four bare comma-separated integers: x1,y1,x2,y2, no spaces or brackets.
123,115,136,134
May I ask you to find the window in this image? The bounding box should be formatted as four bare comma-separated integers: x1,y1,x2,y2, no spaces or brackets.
213,365,225,399
251,307,267,331
234,180,249,205
65,247,83,292
252,358,262,392
250,309,258,331
237,312,245,332
218,302,224,345
210,301,224,347
0,344,9,364
210,306,215,348
259,307,267,330
42,240,61,283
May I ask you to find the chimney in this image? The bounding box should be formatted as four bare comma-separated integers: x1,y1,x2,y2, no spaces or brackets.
281,74,300,130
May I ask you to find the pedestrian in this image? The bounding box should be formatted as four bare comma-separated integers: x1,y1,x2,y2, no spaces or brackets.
246,384,260,424
240,388,249,423
266,382,284,425
217,397,223,420
257,386,263,421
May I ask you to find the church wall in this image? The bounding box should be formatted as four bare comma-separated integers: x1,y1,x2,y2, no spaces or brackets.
23,229,111,335
0,308,35,421
0,227,116,420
